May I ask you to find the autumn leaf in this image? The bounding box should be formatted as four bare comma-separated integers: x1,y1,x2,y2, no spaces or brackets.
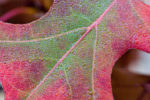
0,0,150,100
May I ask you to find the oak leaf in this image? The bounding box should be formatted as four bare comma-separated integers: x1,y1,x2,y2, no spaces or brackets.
0,0,150,100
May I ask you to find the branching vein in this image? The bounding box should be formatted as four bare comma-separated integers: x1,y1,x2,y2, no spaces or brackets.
0,27,87,43
26,0,117,99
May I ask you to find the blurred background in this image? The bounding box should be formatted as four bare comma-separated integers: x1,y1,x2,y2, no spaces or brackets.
0,0,53,24
0,0,150,100
112,50,150,100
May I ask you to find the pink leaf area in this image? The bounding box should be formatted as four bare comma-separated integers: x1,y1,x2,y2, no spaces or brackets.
0,0,150,100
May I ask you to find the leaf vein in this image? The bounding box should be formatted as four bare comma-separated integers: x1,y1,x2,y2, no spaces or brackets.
0,27,87,43
26,0,116,99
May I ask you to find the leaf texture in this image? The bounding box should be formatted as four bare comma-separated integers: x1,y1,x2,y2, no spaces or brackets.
0,0,150,100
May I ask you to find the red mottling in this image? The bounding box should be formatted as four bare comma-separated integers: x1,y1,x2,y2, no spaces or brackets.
59,70,64,76
35,79,70,100
2,80,26,100
95,66,113,100
0,23,18,39
0,46,41,62
111,37,131,60
70,67,92,100
0,60,47,99
0,0,150,100
132,0,150,27
132,33,150,53
117,0,132,23
112,38,130,52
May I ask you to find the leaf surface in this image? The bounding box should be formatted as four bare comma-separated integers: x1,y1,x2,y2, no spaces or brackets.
0,0,150,100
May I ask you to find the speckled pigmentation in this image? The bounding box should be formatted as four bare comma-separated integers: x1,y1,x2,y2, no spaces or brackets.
0,0,149,100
